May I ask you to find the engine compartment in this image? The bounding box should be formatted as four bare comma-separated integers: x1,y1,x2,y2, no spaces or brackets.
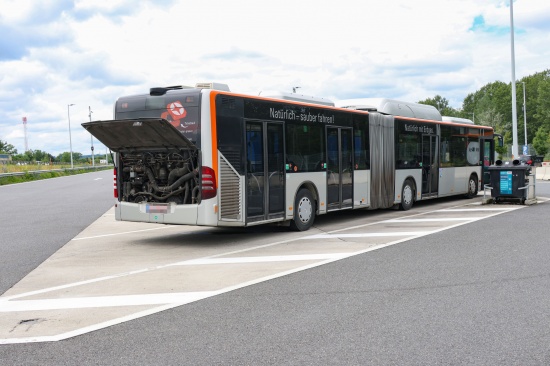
119,150,199,204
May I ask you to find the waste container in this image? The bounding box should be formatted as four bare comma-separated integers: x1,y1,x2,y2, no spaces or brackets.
487,160,531,204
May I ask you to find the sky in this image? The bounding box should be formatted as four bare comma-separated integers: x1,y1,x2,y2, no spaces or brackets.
1,0,549,157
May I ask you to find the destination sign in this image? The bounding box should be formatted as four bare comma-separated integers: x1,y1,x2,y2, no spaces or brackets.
404,123,435,135
269,108,335,124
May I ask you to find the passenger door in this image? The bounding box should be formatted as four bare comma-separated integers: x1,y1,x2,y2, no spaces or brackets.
326,127,353,211
421,134,439,197
245,121,285,222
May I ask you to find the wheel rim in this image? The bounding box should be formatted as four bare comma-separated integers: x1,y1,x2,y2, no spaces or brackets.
297,197,312,224
403,185,412,205
469,179,476,194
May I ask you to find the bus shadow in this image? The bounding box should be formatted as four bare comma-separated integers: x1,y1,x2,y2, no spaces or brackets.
131,195,478,248
130,224,294,249
312,195,478,228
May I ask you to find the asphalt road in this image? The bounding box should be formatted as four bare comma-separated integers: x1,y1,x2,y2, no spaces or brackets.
0,170,114,294
1,176,550,365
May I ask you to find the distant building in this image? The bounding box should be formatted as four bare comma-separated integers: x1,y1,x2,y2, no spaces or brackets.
0,154,12,162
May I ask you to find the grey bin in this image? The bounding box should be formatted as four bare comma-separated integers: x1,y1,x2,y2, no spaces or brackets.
487,160,531,204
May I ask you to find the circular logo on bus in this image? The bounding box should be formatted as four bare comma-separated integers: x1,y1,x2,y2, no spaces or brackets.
467,141,480,165
169,102,186,117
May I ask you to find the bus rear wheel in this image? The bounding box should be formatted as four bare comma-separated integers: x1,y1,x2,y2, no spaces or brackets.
400,179,414,211
465,174,478,198
290,188,315,231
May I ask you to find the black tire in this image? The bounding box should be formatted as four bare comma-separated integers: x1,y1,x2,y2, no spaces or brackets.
465,174,478,198
400,179,414,211
290,188,315,231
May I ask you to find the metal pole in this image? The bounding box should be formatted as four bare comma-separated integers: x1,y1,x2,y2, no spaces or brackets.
68,104,75,169
522,82,527,149
509,0,519,158
89,106,94,167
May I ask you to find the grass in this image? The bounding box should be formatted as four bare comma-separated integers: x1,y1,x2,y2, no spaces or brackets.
0,164,112,186
1,163,75,173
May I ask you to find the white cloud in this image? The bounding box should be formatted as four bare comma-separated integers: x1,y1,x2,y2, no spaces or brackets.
0,0,549,156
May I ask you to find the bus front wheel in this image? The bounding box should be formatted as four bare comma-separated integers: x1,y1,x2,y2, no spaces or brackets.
290,189,315,231
400,180,414,211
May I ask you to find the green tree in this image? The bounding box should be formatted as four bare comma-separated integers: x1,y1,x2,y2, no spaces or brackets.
522,70,550,142
23,150,35,161
418,95,458,116
57,152,73,163
57,152,83,163
535,77,550,131
532,126,550,157
32,149,53,162
0,139,17,154
475,107,504,131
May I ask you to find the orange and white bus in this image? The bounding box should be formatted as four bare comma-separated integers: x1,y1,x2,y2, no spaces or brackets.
83,83,500,231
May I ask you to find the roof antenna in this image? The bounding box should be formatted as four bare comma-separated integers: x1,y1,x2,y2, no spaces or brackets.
292,86,301,93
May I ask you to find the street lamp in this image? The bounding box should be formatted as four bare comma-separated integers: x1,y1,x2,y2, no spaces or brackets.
89,106,94,167
68,104,75,169
522,82,527,153
509,0,519,158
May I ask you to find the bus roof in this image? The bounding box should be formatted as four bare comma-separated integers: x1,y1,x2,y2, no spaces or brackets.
334,98,442,121
441,116,474,125
258,90,335,106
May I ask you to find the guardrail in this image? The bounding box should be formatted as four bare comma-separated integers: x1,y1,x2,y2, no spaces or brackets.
0,165,112,178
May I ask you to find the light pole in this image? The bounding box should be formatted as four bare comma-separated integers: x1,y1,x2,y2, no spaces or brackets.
89,106,94,167
68,103,75,169
522,82,527,153
509,0,519,158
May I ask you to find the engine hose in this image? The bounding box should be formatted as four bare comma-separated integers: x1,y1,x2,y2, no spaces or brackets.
167,164,189,185
170,170,198,192
192,185,200,203
135,187,185,201
183,181,190,204
145,167,197,193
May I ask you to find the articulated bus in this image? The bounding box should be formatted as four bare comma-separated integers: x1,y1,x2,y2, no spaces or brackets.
83,83,500,231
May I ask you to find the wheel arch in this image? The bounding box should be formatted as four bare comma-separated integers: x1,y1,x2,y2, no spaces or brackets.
400,175,418,202
293,181,320,214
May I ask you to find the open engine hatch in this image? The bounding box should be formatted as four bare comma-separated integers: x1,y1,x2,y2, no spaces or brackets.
81,118,196,153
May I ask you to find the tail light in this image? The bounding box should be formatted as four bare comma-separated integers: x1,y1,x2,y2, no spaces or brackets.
113,168,118,198
201,166,217,200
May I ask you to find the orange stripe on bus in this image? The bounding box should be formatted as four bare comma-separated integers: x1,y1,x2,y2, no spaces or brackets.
209,91,219,184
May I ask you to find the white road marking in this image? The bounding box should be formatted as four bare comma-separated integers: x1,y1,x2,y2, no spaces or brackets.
3,205,521,303
72,225,178,241
384,217,485,222
304,231,433,239
437,207,522,212
0,202,528,344
172,253,349,266
0,292,218,312
0,303,198,344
